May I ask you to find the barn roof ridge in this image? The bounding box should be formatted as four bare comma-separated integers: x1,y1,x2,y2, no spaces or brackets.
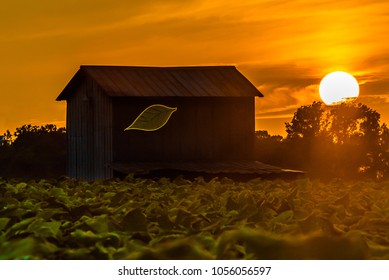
57,65,263,100
80,65,237,69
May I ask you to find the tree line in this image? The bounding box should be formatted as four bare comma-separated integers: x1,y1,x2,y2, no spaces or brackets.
255,101,389,180
1,101,388,180
0,124,66,179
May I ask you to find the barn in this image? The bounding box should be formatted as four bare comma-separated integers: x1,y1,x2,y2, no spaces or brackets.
57,65,295,181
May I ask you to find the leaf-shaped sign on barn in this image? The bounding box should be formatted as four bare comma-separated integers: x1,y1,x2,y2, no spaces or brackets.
124,104,177,131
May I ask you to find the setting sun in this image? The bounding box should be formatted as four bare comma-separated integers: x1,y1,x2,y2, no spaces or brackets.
319,71,359,105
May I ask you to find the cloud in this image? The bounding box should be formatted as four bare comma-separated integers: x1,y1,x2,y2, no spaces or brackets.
255,107,297,120
1,0,389,136
360,78,389,96
240,63,320,91
355,54,389,97
239,63,321,124
0,0,200,43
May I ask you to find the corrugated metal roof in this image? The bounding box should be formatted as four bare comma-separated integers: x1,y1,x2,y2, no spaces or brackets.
109,161,303,176
56,65,263,100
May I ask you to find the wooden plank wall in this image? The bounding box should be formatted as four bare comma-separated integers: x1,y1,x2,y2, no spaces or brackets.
91,79,113,179
67,82,91,180
68,91,253,180
112,97,255,163
67,78,112,180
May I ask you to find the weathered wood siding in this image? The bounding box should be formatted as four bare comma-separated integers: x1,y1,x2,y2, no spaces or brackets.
59,65,263,180
112,97,254,162
67,77,112,180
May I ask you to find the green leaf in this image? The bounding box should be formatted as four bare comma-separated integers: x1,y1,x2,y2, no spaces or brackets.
85,214,110,233
61,247,93,260
273,210,294,224
37,208,68,220
0,218,11,231
0,237,37,260
5,217,36,238
124,104,177,131
120,208,148,232
70,229,98,245
15,182,28,193
27,219,62,239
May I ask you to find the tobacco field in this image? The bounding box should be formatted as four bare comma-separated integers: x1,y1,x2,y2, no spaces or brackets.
0,176,388,260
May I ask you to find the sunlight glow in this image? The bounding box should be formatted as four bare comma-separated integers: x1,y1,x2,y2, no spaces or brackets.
319,71,359,105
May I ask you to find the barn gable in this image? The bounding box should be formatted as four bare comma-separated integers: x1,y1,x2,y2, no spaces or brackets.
57,65,265,180
57,66,263,100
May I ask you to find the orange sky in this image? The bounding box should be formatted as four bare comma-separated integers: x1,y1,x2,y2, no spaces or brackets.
1,0,389,136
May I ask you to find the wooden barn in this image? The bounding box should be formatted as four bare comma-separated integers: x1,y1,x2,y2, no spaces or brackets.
57,65,295,181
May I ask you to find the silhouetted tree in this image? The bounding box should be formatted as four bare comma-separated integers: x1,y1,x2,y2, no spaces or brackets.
255,130,283,142
283,102,325,173
281,101,388,179
0,124,66,179
324,103,386,178
285,101,325,140
379,124,389,178
0,130,12,146
254,130,285,166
